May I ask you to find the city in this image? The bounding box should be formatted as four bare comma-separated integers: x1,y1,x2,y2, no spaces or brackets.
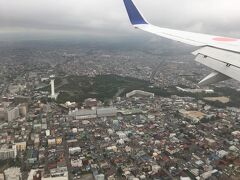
0,41,240,180
1,0,240,179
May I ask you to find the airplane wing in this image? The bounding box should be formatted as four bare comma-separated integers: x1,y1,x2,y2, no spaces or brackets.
123,0,240,85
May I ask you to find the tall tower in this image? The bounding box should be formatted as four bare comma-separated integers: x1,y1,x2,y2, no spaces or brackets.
49,75,57,99
50,75,55,97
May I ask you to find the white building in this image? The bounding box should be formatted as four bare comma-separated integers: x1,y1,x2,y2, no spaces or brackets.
69,107,117,120
116,131,127,140
19,104,27,117
15,142,27,151
95,174,105,180
176,86,214,94
71,158,82,167
50,167,68,178
4,167,22,180
46,130,51,137
27,169,68,180
97,107,117,117
0,173,4,180
7,106,20,122
126,90,154,98
216,150,228,158
232,131,240,137
0,147,16,160
71,109,97,120
48,138,56,146
69,147,81,155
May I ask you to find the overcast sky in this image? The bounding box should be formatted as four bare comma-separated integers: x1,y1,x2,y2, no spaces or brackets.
0,0,240,41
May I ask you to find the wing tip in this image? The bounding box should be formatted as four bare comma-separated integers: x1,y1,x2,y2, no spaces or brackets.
123,0,148,25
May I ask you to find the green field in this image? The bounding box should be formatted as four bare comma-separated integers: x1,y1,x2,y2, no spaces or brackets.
39,74,170,104
38,74,240,107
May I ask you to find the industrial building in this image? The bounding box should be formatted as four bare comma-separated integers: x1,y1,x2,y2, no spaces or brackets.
126,90,154,98
4,167,22,180
178,109,206,124
69,107,117,120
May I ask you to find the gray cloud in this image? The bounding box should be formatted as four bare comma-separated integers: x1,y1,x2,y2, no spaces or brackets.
0,0,239,41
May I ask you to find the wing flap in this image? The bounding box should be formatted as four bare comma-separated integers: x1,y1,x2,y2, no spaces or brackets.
198,71,230,86
195,53,240,82
193,46,240,68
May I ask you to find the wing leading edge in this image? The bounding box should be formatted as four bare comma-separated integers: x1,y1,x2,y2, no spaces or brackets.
123,0,240,85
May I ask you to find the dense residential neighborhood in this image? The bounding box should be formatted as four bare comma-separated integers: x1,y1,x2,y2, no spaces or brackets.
0,43,240,179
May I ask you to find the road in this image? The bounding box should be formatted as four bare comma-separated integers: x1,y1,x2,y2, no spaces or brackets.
63,132,73,180
150,60,165,81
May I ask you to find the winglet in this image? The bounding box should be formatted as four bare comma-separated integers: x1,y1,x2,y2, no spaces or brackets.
123,0,148,25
